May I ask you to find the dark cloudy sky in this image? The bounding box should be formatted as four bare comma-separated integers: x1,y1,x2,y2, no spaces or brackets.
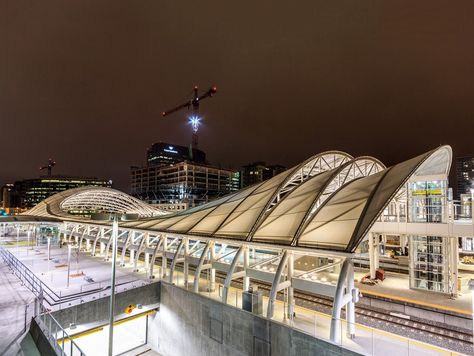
1,1,473,191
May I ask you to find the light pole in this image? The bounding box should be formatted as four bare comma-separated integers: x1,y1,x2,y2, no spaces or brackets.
16,225,20,255
67,244,72,288
108,214,119,356
89,212,137,356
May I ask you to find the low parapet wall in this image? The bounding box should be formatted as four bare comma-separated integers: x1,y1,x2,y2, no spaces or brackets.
148,282,361,356
51,281,160,328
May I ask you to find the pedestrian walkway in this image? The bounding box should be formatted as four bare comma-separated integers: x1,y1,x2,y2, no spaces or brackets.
0,258,37,355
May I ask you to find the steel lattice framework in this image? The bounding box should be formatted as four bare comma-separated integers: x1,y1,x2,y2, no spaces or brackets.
27,187,167,219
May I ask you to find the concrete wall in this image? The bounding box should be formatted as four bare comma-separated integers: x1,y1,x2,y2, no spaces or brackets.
28,318,59,356
150,282,360,356
51,281,160,327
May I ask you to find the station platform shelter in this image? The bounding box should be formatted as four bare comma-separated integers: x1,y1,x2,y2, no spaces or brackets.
1,144,474,355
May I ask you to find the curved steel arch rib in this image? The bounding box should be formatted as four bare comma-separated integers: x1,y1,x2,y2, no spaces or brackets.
246,151,353,240
249,156,384,245
296,146,451,252
26,186,167,219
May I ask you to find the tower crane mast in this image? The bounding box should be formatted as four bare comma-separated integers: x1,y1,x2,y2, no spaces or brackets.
162,85,217,148
39,158,56,177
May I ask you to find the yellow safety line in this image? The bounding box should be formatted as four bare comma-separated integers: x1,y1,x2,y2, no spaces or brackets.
57,327,103,343
57,310,157,344
359,289,472,315
114,310,156,326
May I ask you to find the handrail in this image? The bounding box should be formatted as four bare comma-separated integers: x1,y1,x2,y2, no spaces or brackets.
37,304,87,356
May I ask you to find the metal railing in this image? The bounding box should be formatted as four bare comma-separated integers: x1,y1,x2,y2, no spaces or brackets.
36,304,86,356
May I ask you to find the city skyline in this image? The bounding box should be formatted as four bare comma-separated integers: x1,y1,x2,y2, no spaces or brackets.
1,1,474,191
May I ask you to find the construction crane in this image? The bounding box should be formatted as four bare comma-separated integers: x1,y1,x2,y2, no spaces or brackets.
39,158,56,177
162,85,217,148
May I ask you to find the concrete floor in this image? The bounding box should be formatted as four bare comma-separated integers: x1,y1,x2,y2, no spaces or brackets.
61,316,148,356
0,258,36,356
6,243,152,311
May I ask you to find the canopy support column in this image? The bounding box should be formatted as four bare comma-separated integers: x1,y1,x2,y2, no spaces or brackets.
210,243,216,292
161,236,168,279
91,227,103,256
222,246,245,304
149,234,164,279
183,238,190,288
120,231,132,266
368,233,379,279
134,233,148,271
330,258,359,343
243,246,250,292
194,241,213,293
287,252,295,319
267,250,290,319
169,237,186,284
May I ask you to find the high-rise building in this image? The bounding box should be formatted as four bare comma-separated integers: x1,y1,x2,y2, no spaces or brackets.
241,162,286,188
147,142,206,167
131,142,240,207
3,176,112,212
1,183,14,213
456,156,474,199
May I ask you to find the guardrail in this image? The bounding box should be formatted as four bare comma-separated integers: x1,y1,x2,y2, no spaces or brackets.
36,304,86,356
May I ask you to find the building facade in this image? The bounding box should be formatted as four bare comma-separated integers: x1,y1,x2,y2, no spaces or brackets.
241,162,286,187
4,176,112,212
132,142,240,207
131,161,240,206
455,155,474,199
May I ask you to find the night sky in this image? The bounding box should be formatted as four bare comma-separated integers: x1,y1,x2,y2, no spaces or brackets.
1,1,473,192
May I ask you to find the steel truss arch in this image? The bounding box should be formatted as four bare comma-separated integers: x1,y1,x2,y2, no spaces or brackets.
246,151,353,240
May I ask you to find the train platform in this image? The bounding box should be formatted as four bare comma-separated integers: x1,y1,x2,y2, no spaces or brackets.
3,243,151,310
354,270,472,316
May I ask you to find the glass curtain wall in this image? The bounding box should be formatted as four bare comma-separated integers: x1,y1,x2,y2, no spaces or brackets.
408,180,447,223
409,236,449,293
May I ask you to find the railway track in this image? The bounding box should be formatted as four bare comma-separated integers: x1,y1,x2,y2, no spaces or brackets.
209,270,473,354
